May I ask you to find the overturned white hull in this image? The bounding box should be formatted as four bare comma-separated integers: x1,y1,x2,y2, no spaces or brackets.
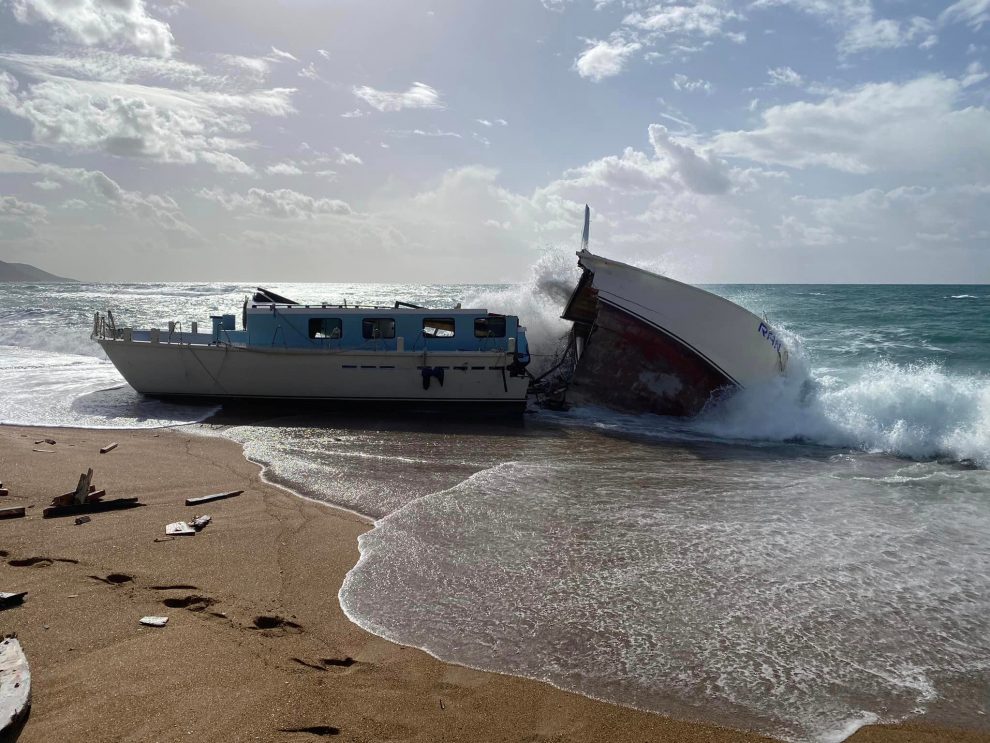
97,339,529,408
563,250,787,415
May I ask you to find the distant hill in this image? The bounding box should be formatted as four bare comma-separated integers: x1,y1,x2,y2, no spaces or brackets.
0,259,75,282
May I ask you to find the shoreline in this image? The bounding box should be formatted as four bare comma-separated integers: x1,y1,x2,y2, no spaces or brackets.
0,424,986,743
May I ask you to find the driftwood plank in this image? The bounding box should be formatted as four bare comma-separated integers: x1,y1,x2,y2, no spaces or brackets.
185,490,243,506
0,508,25,520
42,498,141,519
190,515,212,531
0,636,31,738
140,616,168,627
99,443,118,454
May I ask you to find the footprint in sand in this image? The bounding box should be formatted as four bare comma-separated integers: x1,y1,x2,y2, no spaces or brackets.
292,657,358,672
8,556,79,567
89,573,133,585
161,595,216,612
252,615,303,634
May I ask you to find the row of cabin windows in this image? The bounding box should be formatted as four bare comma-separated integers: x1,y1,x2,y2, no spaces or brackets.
307,316,506,340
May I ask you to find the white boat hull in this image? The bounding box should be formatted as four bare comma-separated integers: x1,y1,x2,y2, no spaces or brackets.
98,339,529,408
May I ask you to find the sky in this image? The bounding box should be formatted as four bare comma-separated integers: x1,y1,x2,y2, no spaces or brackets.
0,0,987,283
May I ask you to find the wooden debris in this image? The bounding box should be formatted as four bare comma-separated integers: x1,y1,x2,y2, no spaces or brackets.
0,636,31,738
165,521,196,536
45,470,128,517
153,537,175,543
34,438,55,446
0,507,25,520
0,593,27,610
185,489,243,506
190,515,212,531
139,616,168,627
43,498,141,519
31,449,55,454
99,442,118,454
0,488,8,497
74,515,91,525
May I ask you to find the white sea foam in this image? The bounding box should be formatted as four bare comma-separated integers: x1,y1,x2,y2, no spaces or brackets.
692,358,990,467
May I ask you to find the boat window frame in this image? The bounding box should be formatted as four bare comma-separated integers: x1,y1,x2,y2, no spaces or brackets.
362,317,396,340
474,315,506,338
308,317,343,340
423,317,456,338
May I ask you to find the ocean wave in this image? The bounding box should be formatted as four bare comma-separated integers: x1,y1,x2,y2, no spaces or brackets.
949,294,979,299
693,359,990,467
0,323,106,358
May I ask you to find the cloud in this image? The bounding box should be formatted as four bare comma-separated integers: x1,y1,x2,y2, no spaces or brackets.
200,187,352,219
712,74,990,175
10,0,175,57
336,150,362,165
268,46,298,62
0,71,293,172
574,39,641,82
939,0,990,30
672,73,712,93
648,124,731,194
387,128,461,139
298,63,320,81
623,3,742,38
33,178,61,190
0,142,38,173
753,0,933,55
38,163,198,237
352,81,444,112
767,66,803,87
266,162,304,175
317,49,331,60
340,109,365,118
0,195,47,239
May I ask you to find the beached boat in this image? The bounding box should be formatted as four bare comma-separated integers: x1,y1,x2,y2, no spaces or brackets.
92,289,532,410
557,207,788,416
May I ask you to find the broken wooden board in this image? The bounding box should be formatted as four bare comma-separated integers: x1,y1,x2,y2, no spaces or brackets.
165,521,195,536
190,515,212,531
184,489,243,506
42,497,141,519
0,593,27,610
0,636,31,738
99,442,118,454
0,508,25,520
73,469,94,505
139,616,168,627
33,438,55,446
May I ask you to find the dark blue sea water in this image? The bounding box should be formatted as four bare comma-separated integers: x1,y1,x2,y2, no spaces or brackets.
1,260,988,742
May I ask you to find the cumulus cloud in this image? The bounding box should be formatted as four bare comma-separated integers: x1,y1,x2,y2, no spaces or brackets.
38,163,198,237
352,82,444,112
266,162,304,176
574,39,641,82
712,74,990,175
648,124,731,194
10,0,175,57
199,187,352,219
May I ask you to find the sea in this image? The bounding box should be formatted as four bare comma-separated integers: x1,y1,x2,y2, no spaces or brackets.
1,254,988,743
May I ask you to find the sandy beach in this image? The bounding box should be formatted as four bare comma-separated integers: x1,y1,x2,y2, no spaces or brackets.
0,424,986,743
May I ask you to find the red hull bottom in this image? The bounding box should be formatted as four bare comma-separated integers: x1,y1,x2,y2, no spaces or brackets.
566,303,735,417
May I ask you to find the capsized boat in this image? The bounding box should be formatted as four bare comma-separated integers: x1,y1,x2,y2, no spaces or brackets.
92,289,531,410
555,207,788,416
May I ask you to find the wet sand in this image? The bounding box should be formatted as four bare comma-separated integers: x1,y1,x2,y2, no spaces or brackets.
0,425,985,743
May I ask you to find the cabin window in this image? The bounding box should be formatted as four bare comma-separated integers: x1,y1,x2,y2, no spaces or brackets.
474,316,506,338
309,318,342,339
423,318,456,338
362,318,396,340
